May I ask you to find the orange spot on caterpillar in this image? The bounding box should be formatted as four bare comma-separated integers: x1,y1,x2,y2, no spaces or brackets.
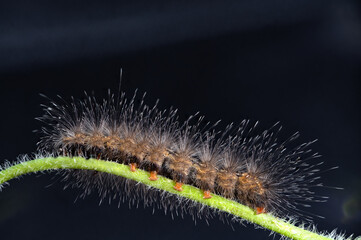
174,182,183,191
203,190,212,199
130,163,137,172
256,207,266,215
149,171,158,181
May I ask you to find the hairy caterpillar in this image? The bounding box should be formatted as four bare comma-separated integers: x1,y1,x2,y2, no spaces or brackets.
1,86,353,240
36,90,324,220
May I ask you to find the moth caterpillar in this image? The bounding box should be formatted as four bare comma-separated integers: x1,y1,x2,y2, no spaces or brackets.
36,90,324,220
1,87,353,240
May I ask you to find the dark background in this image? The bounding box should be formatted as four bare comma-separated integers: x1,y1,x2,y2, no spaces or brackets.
0,1,360,239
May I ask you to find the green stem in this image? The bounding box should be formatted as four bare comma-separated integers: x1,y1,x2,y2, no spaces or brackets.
0,156,333,240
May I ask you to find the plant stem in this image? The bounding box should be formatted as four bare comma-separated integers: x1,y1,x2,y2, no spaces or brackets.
0,156,333,240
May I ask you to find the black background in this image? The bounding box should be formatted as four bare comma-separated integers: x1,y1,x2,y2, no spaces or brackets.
0,1,360,239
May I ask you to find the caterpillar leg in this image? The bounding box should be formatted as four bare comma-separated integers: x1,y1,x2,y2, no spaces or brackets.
61,148,68,156
174,182,183,191
256,207,266,214
77,149,83,156
130,163,137,172
149,171,158,181
203,190,212,199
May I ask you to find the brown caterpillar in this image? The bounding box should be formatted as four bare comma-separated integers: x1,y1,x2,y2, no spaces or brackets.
37,90,326,220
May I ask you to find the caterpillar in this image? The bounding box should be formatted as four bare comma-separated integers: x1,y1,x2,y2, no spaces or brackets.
2,86,354,240
36,90,324,220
